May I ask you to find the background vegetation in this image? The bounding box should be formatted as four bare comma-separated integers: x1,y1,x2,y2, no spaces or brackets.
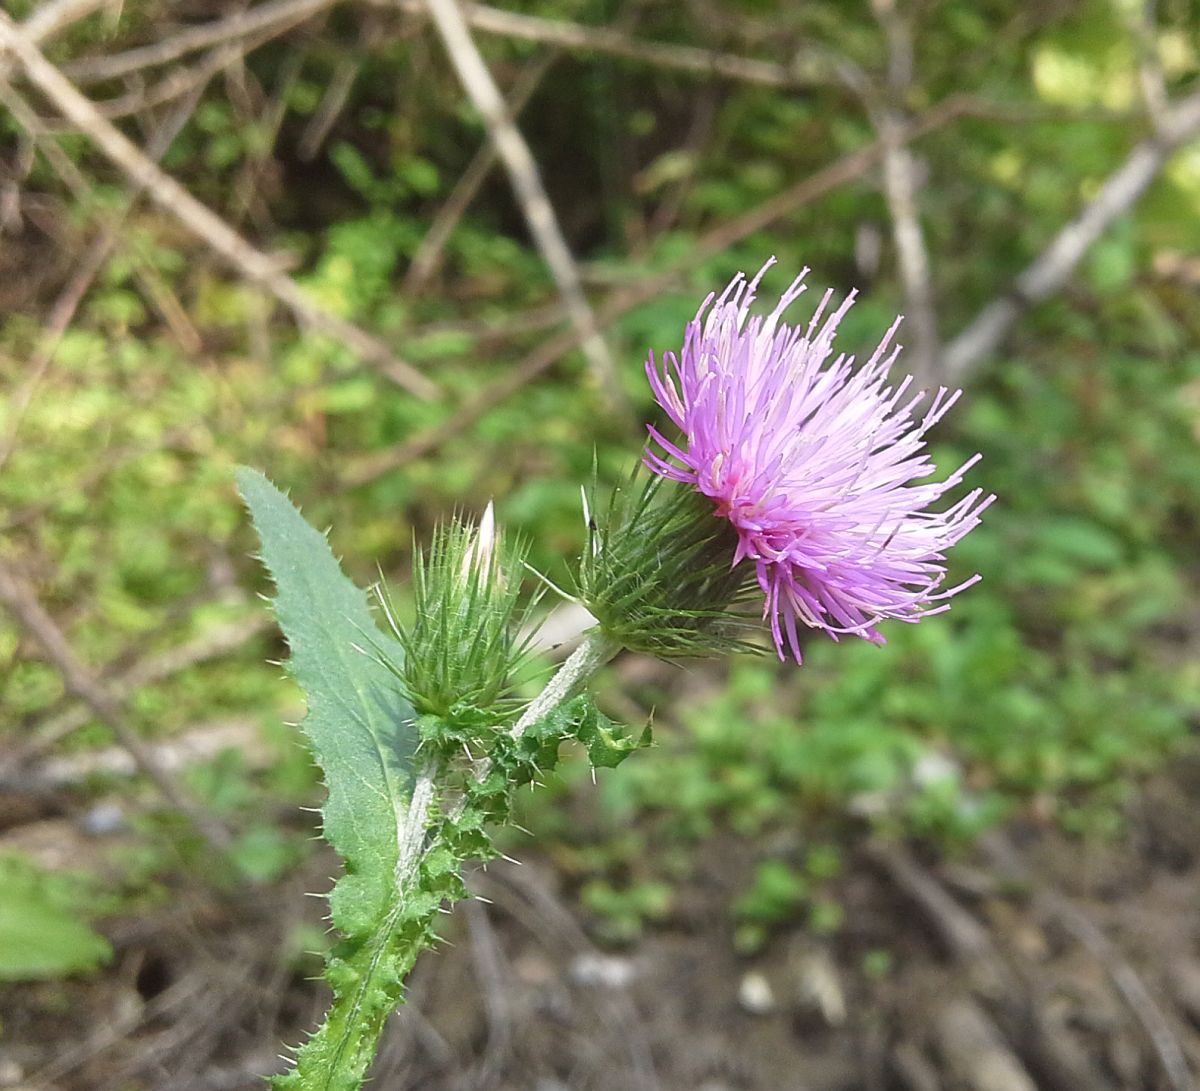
2,0,1200,1087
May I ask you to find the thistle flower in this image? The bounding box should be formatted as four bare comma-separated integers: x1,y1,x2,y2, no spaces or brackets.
644,259,994,663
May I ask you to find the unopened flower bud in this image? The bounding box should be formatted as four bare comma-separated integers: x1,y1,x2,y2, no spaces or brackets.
374,505,537,725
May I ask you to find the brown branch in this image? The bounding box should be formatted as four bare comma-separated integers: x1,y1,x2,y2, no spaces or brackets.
0,11,438,399
9,716,270,791
0,126,178,461
0,82,212,473
345,94,972,486
870,0,940,389
394,0,825,90
93,29,284,119
61,0,338,82
403,49,556,295
8,613,272,772
1130,0,1169,132
0,0,110,88
421,0,627,415
942,83,1200,383
60,0,826,94
0,561,233,853
871,841,1122,1091
982,835,1195,1091
295,15,392,163
20,0,110,42
462,897,514,1085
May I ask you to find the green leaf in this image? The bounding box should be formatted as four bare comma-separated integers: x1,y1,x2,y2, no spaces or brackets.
0,855,111,981
543,692,652,770
240,469,430,1090
236,468,418,938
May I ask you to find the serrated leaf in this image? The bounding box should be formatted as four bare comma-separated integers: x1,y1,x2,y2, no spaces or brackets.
237,468,418,938
543,692,653,770
0,855,111,981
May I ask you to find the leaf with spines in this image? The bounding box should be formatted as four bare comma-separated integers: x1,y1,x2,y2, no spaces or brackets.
237,468,418,935
238,469,425,1090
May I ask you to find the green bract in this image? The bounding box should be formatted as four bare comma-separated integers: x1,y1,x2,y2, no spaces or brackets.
240,473,647,1090
574,469,760,658
372,504,541,730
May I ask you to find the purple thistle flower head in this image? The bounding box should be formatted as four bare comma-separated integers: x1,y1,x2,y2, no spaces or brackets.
644,259,995,663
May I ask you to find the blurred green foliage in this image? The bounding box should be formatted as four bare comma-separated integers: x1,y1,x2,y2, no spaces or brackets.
2,0,1199,956
0,857,112,980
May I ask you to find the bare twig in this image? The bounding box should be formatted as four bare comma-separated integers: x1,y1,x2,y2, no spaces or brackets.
0,12,438,399
9,716,270,790
0,86,207,474
462,897,514,1087
942,83,1200,382
866,842,995,965
1130,0,1169,131
0,561,233,852
9,614,272,772
935,997,1038,1091
479,863,661,1090
421,0,627,414
394,0,824,90
0,0,110,89
642,84,717,245
870,0,940,389
403,49,557,295
20,0,111,42
60,0,338,82
347,95,973,485
872,840,1121,1091
94,30,284,119
982,835,1196,1091
59,0,826,93
1052,898,1195,1091
229,50,304,225
296,15,392,162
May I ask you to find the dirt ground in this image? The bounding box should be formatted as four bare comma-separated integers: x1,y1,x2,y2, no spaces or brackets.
3,748,1200,1091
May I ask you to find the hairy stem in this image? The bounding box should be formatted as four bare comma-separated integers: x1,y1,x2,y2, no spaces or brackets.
510,630,620,739
276,629,618,1091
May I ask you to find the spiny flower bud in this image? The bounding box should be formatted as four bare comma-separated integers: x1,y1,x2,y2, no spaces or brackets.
373,504,538,724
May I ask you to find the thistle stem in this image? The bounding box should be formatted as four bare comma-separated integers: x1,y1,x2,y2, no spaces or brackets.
510,629,620,741
277,631,620,1091
444,629,620,827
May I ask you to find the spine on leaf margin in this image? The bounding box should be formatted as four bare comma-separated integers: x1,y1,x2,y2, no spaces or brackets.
271,853,457,1091
272,675,648,1091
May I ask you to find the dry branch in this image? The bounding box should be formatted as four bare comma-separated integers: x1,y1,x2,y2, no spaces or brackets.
421,0,627,414
94,29,283,119
11,716,270,790
60,0,337,81
870,0,940,389
20,0,111,43
0,86,204,473
943,83,1200,382
345,94,973,486
0,11,438,399
9,613,272,771
870,841,1122,1091
982,835,1196,1091
0,561,233,852
395,0,824,90
403,50,556,295
60,0,825,93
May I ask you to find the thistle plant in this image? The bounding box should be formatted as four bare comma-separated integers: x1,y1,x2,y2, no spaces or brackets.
239,260,992,1090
